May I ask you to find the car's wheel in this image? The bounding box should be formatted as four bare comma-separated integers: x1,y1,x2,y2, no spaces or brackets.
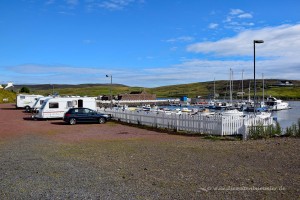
69,118,76,125
98,117,106,124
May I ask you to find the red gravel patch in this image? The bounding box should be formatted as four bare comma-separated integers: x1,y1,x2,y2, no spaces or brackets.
0,103,184,142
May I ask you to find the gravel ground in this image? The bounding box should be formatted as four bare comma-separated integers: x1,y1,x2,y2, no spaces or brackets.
0,103,299,199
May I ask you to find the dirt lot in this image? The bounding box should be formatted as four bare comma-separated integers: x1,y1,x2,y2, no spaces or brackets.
0,103,299,199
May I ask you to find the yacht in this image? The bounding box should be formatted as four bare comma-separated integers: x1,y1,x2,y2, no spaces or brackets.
221,109,244,116
256,112,272,119
265,96,289,111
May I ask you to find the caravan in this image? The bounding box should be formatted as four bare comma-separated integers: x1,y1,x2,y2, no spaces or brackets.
34,97,97,119
16,94,44,112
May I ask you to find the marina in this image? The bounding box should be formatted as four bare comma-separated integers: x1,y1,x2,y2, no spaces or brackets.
98,96,298,135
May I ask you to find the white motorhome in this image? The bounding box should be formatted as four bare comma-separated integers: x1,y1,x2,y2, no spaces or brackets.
34,97,97,119
31,96,53,113
16,94,44,111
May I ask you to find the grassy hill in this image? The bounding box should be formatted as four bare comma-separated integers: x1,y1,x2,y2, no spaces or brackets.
12,79,300,100
13,84,143,97
148,79,300,100
0,89,16,103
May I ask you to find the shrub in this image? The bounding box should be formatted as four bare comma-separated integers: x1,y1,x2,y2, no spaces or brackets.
284,118,300,137
249,122,281,140
20,86,30,93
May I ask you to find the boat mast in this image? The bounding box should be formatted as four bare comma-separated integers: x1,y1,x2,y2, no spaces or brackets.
248,80,251,102
241,70,244,101
262,73,264,103
214,77,216,100
230,68,233,104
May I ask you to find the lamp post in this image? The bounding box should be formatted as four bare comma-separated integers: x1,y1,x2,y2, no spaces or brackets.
106,74,112,109
253,40,264,114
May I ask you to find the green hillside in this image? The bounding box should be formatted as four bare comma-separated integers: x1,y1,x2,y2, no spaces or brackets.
22,84,143,97
13,79,300,100
148,79,300,100
0,89,16,103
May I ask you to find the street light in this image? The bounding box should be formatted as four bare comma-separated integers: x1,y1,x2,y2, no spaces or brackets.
106,74,112,109
253,40,264,114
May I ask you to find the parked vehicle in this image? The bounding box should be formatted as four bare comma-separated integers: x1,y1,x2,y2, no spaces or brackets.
16,94,44,112
34,97,97,119
63,108,111,125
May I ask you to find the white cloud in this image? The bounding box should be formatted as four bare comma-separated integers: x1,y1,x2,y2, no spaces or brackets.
208,23,219,29
230,9,244,15
98,0,138,10
66,0,79,6
8,64,105,75
238,13,252,19
44,0,142,12
223,8,254,31
3,64,129,84
165,36,194,43
181,24,300,85
187,24,300,58
45,0,55,5
83,39,95,44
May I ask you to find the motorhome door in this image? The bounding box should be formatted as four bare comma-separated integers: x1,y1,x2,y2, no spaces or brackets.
78,99,83,108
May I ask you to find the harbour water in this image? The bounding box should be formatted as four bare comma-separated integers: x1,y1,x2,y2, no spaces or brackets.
272,101,300,131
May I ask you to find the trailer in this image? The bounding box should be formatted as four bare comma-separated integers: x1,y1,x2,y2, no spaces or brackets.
34,97,97,119
16,94,44,112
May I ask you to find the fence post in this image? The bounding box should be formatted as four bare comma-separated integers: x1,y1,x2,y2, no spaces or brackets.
242,117,247,140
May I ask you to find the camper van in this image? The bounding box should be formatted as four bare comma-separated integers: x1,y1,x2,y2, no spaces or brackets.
16,94,44,112
31,96,53,113
34,97,97,119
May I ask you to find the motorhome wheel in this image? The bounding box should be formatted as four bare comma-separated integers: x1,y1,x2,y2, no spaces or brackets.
25,106,30,112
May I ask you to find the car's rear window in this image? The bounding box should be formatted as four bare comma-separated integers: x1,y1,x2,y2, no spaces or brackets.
70,109,79,114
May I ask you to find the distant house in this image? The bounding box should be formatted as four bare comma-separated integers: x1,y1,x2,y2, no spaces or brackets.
118,91,156,101
273,80,293,87
237,92,245,97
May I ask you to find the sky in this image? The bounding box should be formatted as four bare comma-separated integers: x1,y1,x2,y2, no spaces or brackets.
0,0,300,87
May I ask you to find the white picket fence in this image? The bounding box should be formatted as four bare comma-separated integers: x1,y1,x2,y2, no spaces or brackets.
101,109,274,138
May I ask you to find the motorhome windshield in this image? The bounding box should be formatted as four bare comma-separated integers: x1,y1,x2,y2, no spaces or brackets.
32,98,40,108
40,99,50,110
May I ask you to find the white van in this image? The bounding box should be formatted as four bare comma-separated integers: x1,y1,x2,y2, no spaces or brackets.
16,94,44,112
34,97,97,119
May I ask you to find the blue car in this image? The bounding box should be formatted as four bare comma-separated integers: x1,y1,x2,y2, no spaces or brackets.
63,108,111,125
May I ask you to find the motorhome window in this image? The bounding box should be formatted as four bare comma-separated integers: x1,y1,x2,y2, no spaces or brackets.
20,96,25,99
49,102,59,109
67,101,73,107
40,100,44,105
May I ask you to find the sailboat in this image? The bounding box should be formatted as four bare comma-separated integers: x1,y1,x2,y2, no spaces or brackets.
242,80,255,112
206,78,217,109
221,69,244,116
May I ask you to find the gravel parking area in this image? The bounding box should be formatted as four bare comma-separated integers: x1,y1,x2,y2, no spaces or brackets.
0,103,299,199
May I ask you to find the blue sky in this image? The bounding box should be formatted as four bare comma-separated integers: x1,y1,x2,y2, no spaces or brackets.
0,0,299,87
